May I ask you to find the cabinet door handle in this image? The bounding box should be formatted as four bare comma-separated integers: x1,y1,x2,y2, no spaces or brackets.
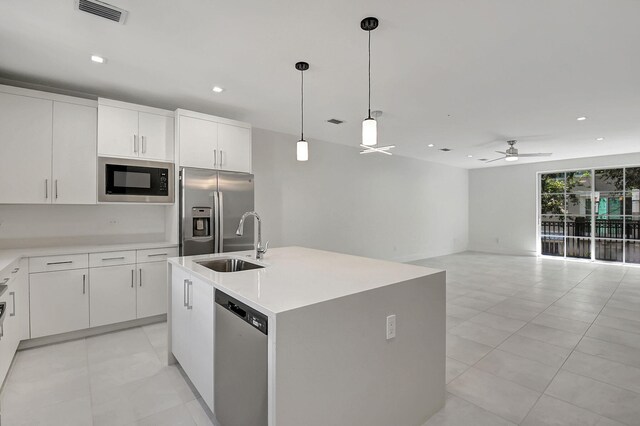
131,269,135,288
142,136,147,154
183,279,187,307
213,150,217,167
45,179,48,199
11,268,19,274
82,274,86,294
55,180,58,199
219,150,223,167
147,253,168,257
187,280,193,310
102,256,125,261
133,134,138,153
46,261,73,266
9,291,15,317
1,278,9,285
139,269,143,287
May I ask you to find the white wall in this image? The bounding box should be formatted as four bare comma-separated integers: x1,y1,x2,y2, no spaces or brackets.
469,152,640,256
0,204,167,248
252,128,469,262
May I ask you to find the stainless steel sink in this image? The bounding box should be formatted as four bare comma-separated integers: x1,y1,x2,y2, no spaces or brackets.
196,258,265,273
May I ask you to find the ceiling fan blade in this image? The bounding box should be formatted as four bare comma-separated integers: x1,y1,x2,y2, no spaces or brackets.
495,151,506,155
518,153,552,157
485,157,506,163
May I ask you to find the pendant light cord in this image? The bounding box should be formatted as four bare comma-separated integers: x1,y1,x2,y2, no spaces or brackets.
368,29,371,119
301,69,304,140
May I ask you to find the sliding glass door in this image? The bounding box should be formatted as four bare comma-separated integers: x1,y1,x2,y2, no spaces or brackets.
539,166,640,265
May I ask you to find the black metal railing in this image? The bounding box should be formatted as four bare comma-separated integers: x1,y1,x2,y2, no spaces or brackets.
540,219,640,262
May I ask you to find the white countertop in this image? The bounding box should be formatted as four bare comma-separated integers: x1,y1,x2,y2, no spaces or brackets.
0,241,178,272
169,246,444,316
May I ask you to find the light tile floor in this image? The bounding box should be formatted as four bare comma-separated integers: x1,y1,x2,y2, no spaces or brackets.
413,252,640,426
0,323,213,426
1,252,639,425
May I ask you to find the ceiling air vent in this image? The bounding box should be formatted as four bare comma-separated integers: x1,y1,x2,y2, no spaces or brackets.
75,0,128,24
327,119,344,125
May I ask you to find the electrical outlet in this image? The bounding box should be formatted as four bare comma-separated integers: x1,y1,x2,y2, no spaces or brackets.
386,314,396,340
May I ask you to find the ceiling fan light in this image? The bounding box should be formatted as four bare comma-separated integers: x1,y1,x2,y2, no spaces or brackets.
505,156,519,162
362,118,377,146
297,140,308,161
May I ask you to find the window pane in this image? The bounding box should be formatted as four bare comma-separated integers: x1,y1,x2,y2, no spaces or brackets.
566,216,591,237
541,236,564,256
626,217,640,240
566,193,591,215
625,241,640,264
566,170,592,192
626,167,640,191
542,194,565,215
595,216,625,239
595,169,624,192
626,190,640,218
540,215,564,236
595,239,623,262
541,173,565,194
595,192,624,217
566,238,591,259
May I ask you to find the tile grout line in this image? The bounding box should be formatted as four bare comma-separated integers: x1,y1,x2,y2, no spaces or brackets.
516,265,631,425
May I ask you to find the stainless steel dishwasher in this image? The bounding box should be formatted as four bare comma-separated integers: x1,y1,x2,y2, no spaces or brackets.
214,289,268,426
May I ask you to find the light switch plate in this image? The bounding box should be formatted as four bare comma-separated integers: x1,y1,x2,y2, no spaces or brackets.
386,314,396,340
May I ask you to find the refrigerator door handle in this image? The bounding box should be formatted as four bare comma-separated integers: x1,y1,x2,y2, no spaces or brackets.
213,191,220,253
218,191,224,253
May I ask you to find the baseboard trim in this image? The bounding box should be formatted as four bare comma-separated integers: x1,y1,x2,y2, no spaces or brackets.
18,314,166,350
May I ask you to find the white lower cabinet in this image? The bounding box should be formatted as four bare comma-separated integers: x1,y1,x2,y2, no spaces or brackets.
90,265,137,327
171,266,214,410
137,261,167,318
30,269,89,338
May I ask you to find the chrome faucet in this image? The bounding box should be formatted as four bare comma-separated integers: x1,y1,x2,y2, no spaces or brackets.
236,211,269,260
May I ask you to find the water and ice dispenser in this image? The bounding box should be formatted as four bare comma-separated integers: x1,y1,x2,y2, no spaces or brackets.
192,207,212,238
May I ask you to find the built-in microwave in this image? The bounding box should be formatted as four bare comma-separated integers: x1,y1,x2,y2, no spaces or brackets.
98,157,174,203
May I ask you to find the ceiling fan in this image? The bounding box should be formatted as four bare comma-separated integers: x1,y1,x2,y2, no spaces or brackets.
485,140,552,163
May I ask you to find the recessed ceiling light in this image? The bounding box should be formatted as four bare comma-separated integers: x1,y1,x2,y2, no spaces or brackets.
577,116,587,121
427,144,435,148
91,55,105,64
212,86,224,93
596,137,605,141
467,155,473,158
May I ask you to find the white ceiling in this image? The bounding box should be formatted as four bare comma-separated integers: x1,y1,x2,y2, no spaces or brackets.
1,0,640,169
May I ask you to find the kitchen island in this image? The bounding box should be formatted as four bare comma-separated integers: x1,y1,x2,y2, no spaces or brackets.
168,247,445,426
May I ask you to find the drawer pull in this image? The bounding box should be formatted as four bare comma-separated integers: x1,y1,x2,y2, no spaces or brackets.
11,268,19,274
147,253,168,257
1,278,9,285
46,261,73,266
102,257,126,261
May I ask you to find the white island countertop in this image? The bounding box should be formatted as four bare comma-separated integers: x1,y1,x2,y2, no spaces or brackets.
169,246,443,316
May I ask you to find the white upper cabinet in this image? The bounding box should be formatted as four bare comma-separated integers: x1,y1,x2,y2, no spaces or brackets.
53,102,97,204
0,87,98,205
0,92,53,204
177,109,252,173
179,115,218,169
97,104,138,158
98,99,174,162
218,124,252,173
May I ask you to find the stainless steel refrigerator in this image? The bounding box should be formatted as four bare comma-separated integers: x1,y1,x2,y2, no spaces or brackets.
179,168,255,256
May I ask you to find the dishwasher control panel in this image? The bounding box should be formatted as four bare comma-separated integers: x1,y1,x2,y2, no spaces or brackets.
215,289,268,335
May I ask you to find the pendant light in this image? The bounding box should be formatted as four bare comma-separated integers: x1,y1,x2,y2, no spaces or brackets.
295,61,310,161
361,17,378,146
